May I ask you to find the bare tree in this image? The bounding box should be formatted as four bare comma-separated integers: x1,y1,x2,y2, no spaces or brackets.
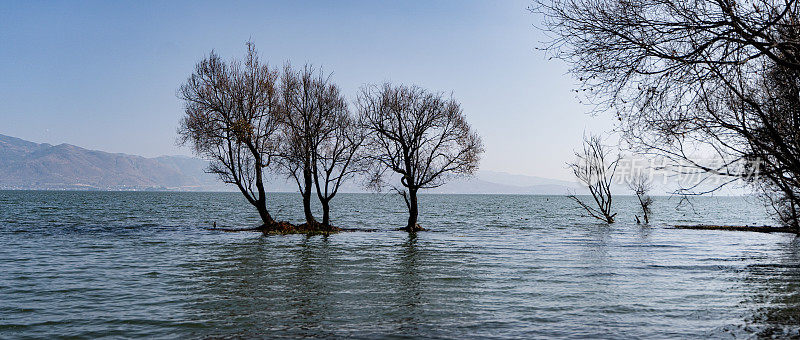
628,173,653,224
359,83,483,232
567,134,619,223
312,109,366,228
278,64,325,226
178,42,281,227
742,62,800,228
278,64,364,229
534,0,800,229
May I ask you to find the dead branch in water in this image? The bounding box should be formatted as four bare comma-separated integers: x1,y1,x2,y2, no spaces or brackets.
671,225,798,234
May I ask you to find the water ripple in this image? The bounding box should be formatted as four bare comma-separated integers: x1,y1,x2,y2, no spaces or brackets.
0,191,797,338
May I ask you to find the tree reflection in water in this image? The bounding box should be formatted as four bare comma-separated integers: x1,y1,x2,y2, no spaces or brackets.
287,235,335,337
185,235,339,338
394,233,423,334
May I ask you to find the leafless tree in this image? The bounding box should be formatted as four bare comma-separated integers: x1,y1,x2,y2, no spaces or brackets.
743,61,800,228
567,134,619,223
277,64,325,226
628,173,654,224
313,109,366,228
278,64,365,229
534,0,800,229
178,42,281,227
359,83,484,232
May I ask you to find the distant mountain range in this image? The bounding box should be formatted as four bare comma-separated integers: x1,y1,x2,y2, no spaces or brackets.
0,133,583,193
0,134,226,191
427,171,582,195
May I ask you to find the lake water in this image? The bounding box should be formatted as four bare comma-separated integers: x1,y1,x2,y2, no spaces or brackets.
1,191,799,339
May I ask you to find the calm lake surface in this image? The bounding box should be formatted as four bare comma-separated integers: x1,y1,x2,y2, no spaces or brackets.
1,191,799,339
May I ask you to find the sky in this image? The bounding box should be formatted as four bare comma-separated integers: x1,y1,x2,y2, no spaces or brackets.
0,0,615,181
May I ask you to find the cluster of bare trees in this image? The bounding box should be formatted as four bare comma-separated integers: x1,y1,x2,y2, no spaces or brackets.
178,43,483,233
536,0,800,230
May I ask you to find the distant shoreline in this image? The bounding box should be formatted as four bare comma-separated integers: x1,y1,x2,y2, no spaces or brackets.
0,189,753,197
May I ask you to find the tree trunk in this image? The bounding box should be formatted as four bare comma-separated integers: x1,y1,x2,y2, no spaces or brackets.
791,199,800,233
405,187,419,232
637,195,649,224
302,166,316,225
790,201,800,233
255,200,275,226
321,198,331,229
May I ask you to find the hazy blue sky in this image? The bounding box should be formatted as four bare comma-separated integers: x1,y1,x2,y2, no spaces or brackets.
0,0,614,181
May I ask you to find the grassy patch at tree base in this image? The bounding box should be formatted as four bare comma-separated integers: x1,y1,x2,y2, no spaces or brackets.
207,221,341,235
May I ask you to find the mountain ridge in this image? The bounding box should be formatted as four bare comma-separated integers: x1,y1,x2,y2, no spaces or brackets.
0,134,581,194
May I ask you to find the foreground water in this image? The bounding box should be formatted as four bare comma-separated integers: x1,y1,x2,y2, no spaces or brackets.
1,191,799,339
